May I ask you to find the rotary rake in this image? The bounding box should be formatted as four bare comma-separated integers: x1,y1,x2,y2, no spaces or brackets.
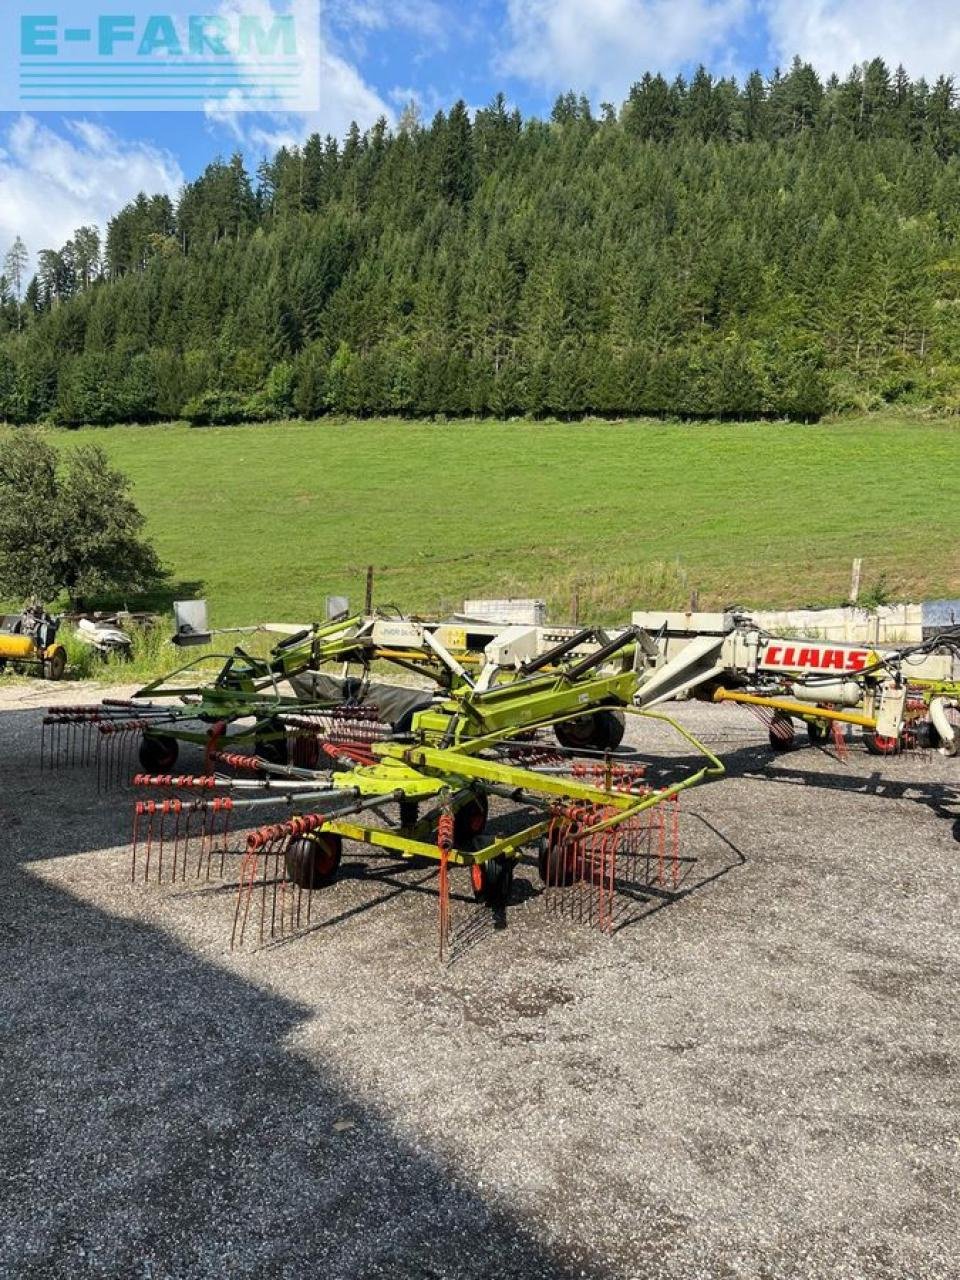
48,599,960,960
628,610,960,763
39,611,491,788
118,622,723,957
707,631,960,761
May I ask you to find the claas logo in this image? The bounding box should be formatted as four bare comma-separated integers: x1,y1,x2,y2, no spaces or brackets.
761,643,870,673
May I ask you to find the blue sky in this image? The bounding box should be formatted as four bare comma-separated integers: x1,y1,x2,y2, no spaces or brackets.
1,0,958,267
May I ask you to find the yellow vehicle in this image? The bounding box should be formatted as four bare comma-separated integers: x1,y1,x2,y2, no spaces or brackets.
0,606,67,680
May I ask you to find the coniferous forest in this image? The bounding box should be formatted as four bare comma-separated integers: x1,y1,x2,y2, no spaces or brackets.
5,57,960,425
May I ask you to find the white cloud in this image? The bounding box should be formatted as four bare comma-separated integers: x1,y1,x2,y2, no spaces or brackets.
761,1,960,80
0,117,183,270
206,41,392,152
336,0,449,40
500,0,750,100
204,0,392,153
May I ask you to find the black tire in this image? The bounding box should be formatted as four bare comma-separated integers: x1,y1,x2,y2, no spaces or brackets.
806,720,830,746
768,711,796,753
285,833,343,890
470,854,514,908
139,733,179,772
864,732,900,757
555,708,626,752
537,828,578,886
554,713,598,750
595,708,626,750
454,792,488,847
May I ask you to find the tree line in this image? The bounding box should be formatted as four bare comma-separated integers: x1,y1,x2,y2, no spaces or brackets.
4,56,960,425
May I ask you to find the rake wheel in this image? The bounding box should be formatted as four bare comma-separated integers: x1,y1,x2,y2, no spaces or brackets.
285,832,343,890
537,828,578,887
470,854,514,908
139,732,179,772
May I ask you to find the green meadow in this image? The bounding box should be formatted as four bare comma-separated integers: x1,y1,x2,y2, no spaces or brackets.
52,415,960,628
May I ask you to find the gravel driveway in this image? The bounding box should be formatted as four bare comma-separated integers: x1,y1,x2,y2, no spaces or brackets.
1,681,958,1279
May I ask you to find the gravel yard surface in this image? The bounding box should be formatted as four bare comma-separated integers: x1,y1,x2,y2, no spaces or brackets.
1,681,958,1279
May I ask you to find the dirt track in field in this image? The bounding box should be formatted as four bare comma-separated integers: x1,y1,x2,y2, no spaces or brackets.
2,681,959,1279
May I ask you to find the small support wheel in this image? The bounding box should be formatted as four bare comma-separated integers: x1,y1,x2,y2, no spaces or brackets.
554,714,597,750
768,711,796,753
864,732,900,756
285,833,343,890
470,854,514,911
139,733,179,772
537,828,579,887
555,708,625,752
454,792,488,847
595,708,626,750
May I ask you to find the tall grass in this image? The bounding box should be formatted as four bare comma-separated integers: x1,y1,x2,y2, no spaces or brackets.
60,622,226,685
59,619,283,685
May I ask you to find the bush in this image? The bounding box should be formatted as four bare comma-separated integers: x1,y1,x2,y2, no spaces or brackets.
0,429,164,607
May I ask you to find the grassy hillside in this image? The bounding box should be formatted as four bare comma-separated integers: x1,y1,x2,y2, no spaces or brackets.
52,415,960,627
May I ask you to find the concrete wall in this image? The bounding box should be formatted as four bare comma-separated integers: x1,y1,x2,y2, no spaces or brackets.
751,600,960,645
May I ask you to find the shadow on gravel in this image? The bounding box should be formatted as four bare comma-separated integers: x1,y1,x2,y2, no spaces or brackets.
650,734,960,838
0,709,610,1280
738,760,960,830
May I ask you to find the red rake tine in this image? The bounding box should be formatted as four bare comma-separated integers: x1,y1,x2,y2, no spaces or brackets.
580,809,595,925
131,802,142,883
171,803,182,881
232,844,262,949
143,802,156,884
605,827,619,933
437,809,454,962
198,803,212,881
671,797,681,890
184,804,200,879
204,801,223,882
544,813,559,915
219,801,232,878
266,837,279,942
581,824,595,926
156,803,166,883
